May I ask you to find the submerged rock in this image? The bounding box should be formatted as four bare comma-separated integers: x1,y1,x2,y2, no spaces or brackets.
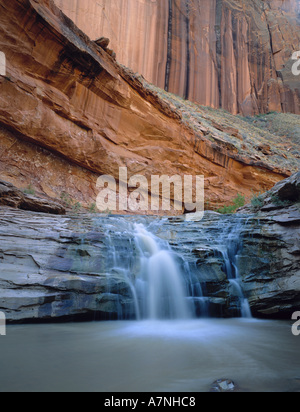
210,379,237,392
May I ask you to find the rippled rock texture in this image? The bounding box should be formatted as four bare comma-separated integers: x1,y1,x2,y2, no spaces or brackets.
55,0,300,116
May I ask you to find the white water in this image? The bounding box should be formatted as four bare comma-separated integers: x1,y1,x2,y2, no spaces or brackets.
133,223,190,320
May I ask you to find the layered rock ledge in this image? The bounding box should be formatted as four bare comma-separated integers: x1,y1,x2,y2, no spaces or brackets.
238,171,300,317
0,180,65,215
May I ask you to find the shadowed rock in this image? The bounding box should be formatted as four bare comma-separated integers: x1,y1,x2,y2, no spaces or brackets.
0,180,65,215
95,37,110,49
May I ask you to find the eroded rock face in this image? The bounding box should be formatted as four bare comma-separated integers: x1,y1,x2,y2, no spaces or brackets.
240,217,300,319
55,0,300,116
0,208,137,322
237,172,300,318
0,0,296,213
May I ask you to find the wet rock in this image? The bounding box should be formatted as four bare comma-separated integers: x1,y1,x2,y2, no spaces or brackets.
0,208,136,322
210,379,237,392
237,173,300,318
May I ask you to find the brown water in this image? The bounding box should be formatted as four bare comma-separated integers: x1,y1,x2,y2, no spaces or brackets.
0,319,299,392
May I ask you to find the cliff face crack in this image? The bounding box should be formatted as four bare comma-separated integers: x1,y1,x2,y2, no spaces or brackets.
263,10,285,113
164,0,173,92
215,0,223,108
184,0,191,100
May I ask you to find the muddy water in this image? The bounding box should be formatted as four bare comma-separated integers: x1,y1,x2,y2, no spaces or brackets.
0,319,299,392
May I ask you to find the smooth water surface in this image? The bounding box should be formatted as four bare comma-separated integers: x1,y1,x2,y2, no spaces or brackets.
0,319,299,392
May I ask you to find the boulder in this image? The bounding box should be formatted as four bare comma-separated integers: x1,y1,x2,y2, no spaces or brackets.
269,171,300,203
210,379,237,392
0,180,65,215
94,37,110,49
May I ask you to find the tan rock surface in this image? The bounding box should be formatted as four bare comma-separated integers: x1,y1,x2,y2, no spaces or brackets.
55,0,300,116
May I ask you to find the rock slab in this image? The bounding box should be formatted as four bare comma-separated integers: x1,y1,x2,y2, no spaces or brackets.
0,180,65,215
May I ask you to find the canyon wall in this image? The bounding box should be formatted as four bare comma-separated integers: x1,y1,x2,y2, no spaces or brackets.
54,0,300,115
0,0,296,211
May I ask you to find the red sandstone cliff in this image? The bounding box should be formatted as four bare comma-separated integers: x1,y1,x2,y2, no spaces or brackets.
54,0,300,116
0,0,299,214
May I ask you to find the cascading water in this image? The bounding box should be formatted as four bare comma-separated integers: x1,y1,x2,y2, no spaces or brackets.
100,218,205,320
99,214,251,321
133,223,191,320
213,217,252,318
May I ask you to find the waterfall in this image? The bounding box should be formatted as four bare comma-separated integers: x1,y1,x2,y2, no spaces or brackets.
99,215,251,321
228,279,252,318
133,223,191,320
215,217,252,319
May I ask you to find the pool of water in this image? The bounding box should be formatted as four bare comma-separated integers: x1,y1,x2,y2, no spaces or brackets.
0,319,299,392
